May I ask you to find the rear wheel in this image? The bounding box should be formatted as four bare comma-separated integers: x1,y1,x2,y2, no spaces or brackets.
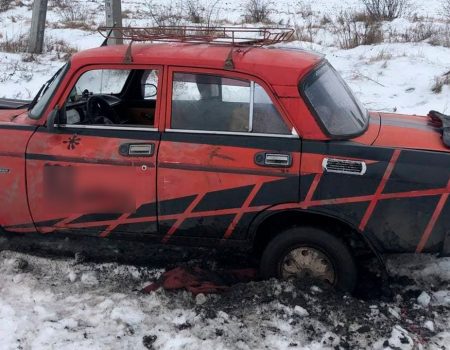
259,226,357,292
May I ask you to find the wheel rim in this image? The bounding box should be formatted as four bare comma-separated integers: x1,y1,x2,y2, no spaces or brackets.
280,247,336,285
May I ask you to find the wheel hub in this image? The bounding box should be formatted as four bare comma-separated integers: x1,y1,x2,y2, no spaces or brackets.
281,247,336,285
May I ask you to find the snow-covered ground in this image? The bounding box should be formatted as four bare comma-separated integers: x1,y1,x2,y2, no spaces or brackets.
1,0,450,349
0,250,449,350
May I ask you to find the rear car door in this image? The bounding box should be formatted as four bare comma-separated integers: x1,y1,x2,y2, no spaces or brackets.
157,67,301,244
25,65,163,238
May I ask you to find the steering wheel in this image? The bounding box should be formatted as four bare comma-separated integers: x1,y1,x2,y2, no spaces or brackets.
86,95,119,125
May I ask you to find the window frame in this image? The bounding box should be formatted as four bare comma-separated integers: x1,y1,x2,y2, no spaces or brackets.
55,64,164,131
165,66,298,138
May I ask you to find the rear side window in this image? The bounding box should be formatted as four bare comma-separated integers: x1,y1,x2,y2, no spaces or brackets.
171,72,290,135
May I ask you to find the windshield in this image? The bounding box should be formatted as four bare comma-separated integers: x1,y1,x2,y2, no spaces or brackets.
302,63,368,137
29,63,69,119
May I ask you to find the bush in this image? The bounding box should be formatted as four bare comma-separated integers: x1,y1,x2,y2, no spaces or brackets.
293,18,318,43
57,0,90,23
334,11,384,49
144,0,185,27
431,74,450,94
444,0,450,19
0,0,10,12
243,0,272,24
186,0,220,26
362,0,410,21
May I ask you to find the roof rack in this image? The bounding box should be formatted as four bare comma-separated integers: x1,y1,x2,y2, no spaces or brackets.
98,26,295,47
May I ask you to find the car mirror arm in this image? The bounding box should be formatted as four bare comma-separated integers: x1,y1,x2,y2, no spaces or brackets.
46,107,61,132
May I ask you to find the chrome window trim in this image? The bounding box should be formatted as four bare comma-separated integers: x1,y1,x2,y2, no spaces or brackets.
56,124,159,132
165,128,299,139
249,81,255,132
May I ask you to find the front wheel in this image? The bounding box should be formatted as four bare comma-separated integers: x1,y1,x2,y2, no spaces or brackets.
259,226,357,292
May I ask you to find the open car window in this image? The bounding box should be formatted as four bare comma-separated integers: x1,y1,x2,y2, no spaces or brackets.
62,68,159,128
72,69,130,98
302,63,368,138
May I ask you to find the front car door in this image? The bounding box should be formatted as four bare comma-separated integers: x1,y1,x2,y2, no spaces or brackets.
157,67,302,245
25,65,163,238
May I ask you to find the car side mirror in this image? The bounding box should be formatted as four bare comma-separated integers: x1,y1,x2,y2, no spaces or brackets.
46,108,60,132
143,83,157,99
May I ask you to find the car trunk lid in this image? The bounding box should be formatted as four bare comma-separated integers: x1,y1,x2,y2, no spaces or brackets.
372,112,450,153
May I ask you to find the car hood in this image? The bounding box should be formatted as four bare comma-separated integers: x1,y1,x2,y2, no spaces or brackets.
371,112,449,153
0,108,26,123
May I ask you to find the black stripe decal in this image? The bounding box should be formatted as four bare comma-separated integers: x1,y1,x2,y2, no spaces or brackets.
382,118,440,132
162,132,301,152
303,141,394,161
6,218,64,229
0,124,37,131
0,151,24,158
26,153,155,167
69,213,123,224
158,162,296,178
36,126,161,141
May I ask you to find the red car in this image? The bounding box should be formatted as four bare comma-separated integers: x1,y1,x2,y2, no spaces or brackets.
0,27,449,292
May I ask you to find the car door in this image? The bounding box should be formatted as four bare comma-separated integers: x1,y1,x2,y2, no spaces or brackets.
157,67,301,244
25,65,163,238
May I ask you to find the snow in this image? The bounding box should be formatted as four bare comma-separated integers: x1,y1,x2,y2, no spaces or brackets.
417,291,431,306
0,251,449,350
0,0,450,349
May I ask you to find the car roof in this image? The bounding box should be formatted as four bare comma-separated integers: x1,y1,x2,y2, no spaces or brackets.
71,43,323,86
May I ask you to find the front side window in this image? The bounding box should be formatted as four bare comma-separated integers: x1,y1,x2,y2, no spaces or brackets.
171,72,290,135
74,69,130,96
302,63,368,137
62,68,159,127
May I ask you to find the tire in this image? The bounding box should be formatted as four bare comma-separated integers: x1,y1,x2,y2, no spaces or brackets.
259,226,357,293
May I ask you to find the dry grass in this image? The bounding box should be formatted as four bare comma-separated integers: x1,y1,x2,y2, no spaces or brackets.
0,34,28,53
45,38,77,60
368,49,393,62
0,32,76,60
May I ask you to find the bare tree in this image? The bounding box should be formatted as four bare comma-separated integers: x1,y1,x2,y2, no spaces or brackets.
361,0,410,21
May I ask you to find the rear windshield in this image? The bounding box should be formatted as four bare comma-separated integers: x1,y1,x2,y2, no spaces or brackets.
302,63,368,137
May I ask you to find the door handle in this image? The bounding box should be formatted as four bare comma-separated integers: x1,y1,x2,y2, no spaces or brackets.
254,152,292,168
119,143,155,157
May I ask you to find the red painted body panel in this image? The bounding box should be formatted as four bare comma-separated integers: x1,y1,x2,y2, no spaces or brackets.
374,112,449,153
0,125,36,228
25,130,159,235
